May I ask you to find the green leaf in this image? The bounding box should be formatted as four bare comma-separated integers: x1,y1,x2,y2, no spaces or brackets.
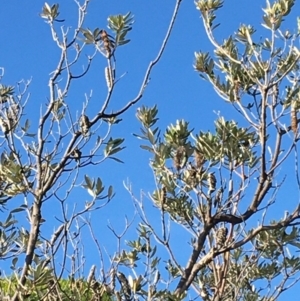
84,175,93,189
108,12,134,48
108,157,124,163
108,185,113,199
140,145,154,153
108,147,126,156
12,257,18,268
95,178,103,195
104,138,125,156
10,207,25,214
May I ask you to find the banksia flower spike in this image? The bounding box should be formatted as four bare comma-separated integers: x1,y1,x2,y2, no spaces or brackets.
291,100,298,134
173,146,186,171
100,30,113,58
105,66,113,90
71,148,82,162
79,114,90,136
194,149,205,171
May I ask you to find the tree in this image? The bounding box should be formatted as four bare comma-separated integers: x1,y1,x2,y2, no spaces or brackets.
123,0,300,300
0,1,182,300
1,0,300,301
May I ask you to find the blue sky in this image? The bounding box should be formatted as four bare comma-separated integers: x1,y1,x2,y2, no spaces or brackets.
1,0,300,299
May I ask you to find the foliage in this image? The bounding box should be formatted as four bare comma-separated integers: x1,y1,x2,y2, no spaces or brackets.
123,0,300,300
0,277,113,301
0,0,182,300
1,0,300,301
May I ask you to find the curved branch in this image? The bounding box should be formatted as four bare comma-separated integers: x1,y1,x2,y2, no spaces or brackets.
96,0,183,119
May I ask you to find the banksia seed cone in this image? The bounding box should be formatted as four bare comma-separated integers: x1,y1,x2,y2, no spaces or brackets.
100,30,112,58
188,162,197,178
80,114,90,125
207,172,216,192
273,83,279,103
41,162,51,183
173,146,185,171
79,114,90,136
233,80,240,102
214,187,223,208
71,148,82,162
161,186,167,206
117,272,131,299
291,101,298,134
216,227,228,247
194,150,205,170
